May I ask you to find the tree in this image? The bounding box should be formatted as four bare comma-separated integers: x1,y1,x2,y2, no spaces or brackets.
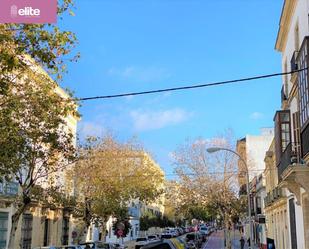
0,0,78,96
0,69,79,248
171,131,244,226
0,2,79,248
71,135,165,242
140,211,175,231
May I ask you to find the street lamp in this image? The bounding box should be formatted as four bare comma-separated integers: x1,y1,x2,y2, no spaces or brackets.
206,147,253,249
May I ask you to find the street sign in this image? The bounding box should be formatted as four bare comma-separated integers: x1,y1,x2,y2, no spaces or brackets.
117,229,124,237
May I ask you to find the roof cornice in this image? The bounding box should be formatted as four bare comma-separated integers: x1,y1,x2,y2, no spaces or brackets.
275,0,297,52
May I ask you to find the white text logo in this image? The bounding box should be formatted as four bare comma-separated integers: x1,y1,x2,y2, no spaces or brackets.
11,5,40,18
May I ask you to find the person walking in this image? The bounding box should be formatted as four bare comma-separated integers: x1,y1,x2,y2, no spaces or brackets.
240,236,245,249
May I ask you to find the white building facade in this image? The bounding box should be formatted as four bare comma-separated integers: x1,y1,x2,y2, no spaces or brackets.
274,0,309,248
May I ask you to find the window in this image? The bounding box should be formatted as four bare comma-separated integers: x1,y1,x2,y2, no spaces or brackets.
43,218,50,246
297,37,309,127
62,216,70,245
292,112,301,161
21,214,33,249
274,110,291,165
0,212,8,249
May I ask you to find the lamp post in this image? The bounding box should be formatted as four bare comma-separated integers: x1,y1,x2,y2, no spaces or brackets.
207,147,253,249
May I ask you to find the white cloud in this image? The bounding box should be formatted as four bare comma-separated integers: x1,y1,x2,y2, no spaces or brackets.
108,66,170,82
250,112,264,120
124,95,135,101
78,121,106,139
130,108,192,131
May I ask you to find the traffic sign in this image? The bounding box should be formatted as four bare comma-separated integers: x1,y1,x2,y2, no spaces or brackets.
117,229,124,237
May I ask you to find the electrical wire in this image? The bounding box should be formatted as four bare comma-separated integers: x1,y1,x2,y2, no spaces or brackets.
76,68,307,101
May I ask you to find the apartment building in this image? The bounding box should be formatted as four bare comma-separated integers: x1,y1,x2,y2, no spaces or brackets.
272,0,309,248
236,129,273,248
264,140,291,249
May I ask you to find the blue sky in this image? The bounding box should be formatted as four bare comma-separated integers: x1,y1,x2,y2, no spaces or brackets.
61,0,283,176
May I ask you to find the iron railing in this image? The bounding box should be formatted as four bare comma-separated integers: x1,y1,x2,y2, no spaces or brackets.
277,143,292,181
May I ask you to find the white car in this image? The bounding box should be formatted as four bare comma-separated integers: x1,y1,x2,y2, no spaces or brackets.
199,226,210,236
171,229,179,237
80,242,112,249
33,247,62,249
61,246,83,249
147,235,159,241
161,229,174,238
135,237,149,249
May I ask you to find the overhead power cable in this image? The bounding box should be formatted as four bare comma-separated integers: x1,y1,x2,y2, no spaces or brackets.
77,68,307,101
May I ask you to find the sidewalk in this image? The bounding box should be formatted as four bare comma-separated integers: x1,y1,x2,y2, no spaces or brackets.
231,230,259,249
203,230,224,249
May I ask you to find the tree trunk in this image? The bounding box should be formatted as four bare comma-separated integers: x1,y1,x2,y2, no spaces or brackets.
8,205,26,249
100,221,107,242
75,222,89,244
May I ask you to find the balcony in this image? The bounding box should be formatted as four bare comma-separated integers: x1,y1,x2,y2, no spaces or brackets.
277,143,292,181
264,187,284,208
277,140,309,204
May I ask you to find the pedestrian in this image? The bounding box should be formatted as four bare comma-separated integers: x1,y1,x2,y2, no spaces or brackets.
247,237,251,248
240,236,245,249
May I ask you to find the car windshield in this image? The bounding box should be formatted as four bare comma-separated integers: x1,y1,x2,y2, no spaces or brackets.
136,238,147,242
148,236,156,239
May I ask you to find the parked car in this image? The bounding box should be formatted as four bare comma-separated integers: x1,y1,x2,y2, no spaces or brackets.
147,235,159,241
135,237,149,249
111,243,128,249
170,238,186,249
198,227,209,241
185,233,202,249
79,242,113,249
61,246,83,249
171,229,179,237
141,240,177,249
161,229,174,239
33,247,61,249
176,228,184,235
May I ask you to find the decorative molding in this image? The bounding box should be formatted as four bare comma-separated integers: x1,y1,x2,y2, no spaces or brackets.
275,0,298,52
